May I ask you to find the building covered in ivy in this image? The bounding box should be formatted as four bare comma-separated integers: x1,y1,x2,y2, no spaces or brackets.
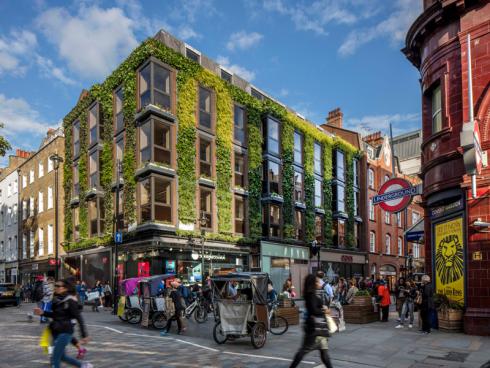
61,30,362,291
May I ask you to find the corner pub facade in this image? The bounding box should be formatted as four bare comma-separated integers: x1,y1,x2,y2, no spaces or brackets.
404,0,490,335
60,29,362,296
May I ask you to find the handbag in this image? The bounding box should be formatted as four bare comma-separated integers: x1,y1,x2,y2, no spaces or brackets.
326,315,338,334
415,292,422,305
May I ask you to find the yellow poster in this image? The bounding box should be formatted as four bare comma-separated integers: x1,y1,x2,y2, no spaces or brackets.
434,217,464,305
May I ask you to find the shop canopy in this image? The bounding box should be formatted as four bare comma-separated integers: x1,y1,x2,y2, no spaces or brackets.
404,218,424,243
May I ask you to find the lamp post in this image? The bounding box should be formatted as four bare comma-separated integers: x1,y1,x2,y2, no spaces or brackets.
113,160,122,315
311,240,320,273
199,212,207,284
50,153,63,281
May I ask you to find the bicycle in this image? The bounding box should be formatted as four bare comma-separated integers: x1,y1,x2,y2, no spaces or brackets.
267,301,288,335
184,293,208,323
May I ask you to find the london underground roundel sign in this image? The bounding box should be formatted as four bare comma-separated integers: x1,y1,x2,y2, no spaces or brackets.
372,178,417,213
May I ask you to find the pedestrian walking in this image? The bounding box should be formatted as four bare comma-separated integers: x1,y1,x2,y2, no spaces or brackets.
103,281,112,310
378,280,391,322
33,278,92,368
316,271,333,306
14,284,22,307
419,275,434,334
395,277,406,321
76,281,87,306
396,280,417,329
290,274,333,368
161,280,186,335
92,281,103,312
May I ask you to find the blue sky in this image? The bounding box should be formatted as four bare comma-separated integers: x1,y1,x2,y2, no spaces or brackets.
0,0,423,165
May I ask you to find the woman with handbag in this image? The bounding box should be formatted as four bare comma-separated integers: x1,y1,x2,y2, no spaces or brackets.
290,274,333,368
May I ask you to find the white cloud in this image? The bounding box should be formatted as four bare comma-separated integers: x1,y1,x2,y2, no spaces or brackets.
226,31,263,51
35,55,77,86
0,30,37,76
279,88,289,97
177,25,200,41
345,113,420,136
338,0,422,56
216,56,255,81
36,6,139,80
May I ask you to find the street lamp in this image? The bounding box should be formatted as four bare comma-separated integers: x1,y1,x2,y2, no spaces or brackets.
113,159,122,315
50,153,63,281
199,212,207,284
311,240,321,273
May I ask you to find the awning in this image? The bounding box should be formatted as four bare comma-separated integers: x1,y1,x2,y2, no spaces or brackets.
404,218,424,243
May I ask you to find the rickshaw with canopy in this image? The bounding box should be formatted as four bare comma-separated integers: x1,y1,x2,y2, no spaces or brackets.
117,276,145,324
138,274,176,329
211,272,270,349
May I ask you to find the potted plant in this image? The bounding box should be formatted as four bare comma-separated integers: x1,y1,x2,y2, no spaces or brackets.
342,289,378,324
350,290,372,306
435,293,464,332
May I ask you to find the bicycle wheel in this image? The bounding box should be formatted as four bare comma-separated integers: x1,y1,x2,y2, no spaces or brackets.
213,322,228,345
251,322,267,349
118,310,128,322
194,305,208,323
269,313,288,335
152,312,167,329
127,308,142,324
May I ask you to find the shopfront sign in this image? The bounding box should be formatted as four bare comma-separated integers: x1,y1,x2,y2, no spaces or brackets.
341,255,353,263
434,217,465,306
373,178,419,213
430,199,463,219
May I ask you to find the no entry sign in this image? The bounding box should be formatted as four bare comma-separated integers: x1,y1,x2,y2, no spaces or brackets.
373,178,417,213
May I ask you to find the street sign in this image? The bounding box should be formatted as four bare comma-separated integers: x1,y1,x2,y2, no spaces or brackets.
372,178,417,213
461,120,484,175
115,231,123,244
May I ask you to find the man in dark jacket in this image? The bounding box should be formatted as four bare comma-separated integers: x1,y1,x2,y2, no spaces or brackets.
161,279,186,335
420,274,434,334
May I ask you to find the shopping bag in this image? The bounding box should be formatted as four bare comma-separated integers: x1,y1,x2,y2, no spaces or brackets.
39,327,52,354
86,291,100,301
326,315,338,334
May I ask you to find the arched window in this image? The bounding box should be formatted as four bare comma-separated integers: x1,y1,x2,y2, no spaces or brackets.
385,234,391,255
370,232,376,253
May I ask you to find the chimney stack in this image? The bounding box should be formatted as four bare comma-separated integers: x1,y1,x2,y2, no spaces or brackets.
326,108,343,128
15,149,31,159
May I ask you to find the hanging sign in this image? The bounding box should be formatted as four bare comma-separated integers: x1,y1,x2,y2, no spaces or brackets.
372,178,418,213
461,120,484,175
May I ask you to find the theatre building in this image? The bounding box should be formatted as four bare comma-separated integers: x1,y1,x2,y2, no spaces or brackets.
404,0,490,335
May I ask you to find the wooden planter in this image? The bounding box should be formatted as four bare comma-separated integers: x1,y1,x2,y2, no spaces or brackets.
438,308,463,332
350,295,372,307
277,306,299,325
343,296,378,324
278,299,293,308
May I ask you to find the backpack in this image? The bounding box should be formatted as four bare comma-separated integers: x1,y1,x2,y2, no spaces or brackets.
33,281,44,302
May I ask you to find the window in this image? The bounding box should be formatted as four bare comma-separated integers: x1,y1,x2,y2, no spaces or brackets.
29,231,34,258
398,237,403,256
186,47,200,63
199,87,212,130
73,163,79,197
38,192,44,213
154,120,171,165
139,61,172,111
354,191,360,216
200,187,213,230
22,175,27,188
314,142,322,175
73,207,80,241
385,234,391,255
295,210,304,240
7,207,11,226
263,204,281,238
89,104,99,146
234,105,246,145
353,159,359,187
294,171,304,202
48,224,54,254
396,212,401,227
251,88,264,101
22,200,27,220
48,157,53,172
412,211,420,225
221,69,232,83
333,219,345,247
38,227,44,256
370,232,376,252
414,243,420,258
234,195,246,235
294,131,303,164
88,198,105,237
234,152,246,188
47,186,53,209
39,161,44,178
367,146,374,159
199,137,213,178
29,197,34,217
22,234,27,259
431,84,442,134
115,136,124,166
89,151,99,189
333,183,345,213
7,238,11,261
334,150,345,181
138,176,173,224
314,179,322,207
315,215,324,243
73,120,80,157
369,199,375,220
139,120,151,164
13,204,17,224
265,161,280,194
385,210,390,224
29,169,34,184
267,117,280,155
114,87,124,133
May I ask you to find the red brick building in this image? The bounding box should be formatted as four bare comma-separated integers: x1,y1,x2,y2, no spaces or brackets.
363,133,424,290
404,0,490,335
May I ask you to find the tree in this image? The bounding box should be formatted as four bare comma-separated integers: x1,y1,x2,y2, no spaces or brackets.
0,123,11,157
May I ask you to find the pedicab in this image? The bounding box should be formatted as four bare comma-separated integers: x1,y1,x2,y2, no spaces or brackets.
117,276,145,324
138,274,176,329
211,272,270,349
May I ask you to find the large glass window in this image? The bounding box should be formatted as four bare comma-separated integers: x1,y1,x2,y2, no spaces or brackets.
38,228,44,256
234,105,246,145
89,151,99,189
431,84,442,134
89,104,99,146
369,199,375,220
333,219,345,247
139,119,172,167
263,204,281,238
139,62,171,111
294,131,303,164
88,198,105,238
114,87,124,133
314,142,322,175
138,176,173,224
353,159,359,187
267,118,280,155
73,163,79,197
294,171,304,202
354,191,360,216
314,179,322,207
140,177,151,223
397,212,401,227
265,161,280,194
199,138,212,178
38,192,44,213
234,195,245,235
73,120,80,157
334,150,345,181
398,237,403,256
139,121,151,164
333,183,345,213
115,136,124,166
48,224,53,255
200,187,213,229
385,210,390,224
234,152,246,188
295,210,304,240
29,231,34,258
368,169,374,188
315,215,324,243
199,87,212,130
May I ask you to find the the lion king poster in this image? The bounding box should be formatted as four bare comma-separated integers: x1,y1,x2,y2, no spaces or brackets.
434,217,465,305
